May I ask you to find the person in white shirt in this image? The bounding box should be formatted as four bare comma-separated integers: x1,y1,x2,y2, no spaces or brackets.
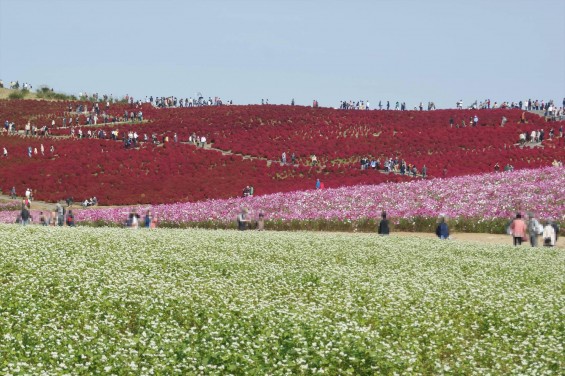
542,221,556,247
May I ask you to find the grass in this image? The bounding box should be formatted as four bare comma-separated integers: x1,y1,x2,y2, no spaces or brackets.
0,87,76,101
7,89,30,100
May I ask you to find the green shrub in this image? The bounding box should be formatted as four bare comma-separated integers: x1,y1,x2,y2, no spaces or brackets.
8,89,29,100
35,88,76,101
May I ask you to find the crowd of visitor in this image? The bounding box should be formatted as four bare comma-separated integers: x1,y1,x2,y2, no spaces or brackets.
353,156,427,178
123,208,157,229
148,95,231,108
509,212,559,247
236,207,264,231
15,200,75,227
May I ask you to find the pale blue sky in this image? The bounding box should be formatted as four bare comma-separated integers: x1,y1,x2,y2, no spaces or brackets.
0,0,563,108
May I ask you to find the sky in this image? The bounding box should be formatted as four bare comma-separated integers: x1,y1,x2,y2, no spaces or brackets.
0,0,563,108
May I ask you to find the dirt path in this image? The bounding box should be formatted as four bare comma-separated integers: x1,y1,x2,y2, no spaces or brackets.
392,231,564,249
0,194,120,211
1,194,562,248
188,142,424,179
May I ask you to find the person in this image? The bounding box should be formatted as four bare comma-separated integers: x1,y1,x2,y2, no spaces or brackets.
510,213,527,246
527,212,543,247
66,210,75,226
501,116,507,127
237,208,250,231
242,186,250,197
20,205,30,226
550,220,560,243
128,209,140,228
422,165,427,179
315,179,321,190
10,186,16,199
311,154,318,166
56,203,65,226
542,221,556,247
377,211,390,235
144,210,152,228
39,211,47,226
435,216,449,239
257,212,265,231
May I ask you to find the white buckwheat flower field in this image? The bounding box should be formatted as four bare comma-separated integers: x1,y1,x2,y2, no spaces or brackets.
0,225,563,374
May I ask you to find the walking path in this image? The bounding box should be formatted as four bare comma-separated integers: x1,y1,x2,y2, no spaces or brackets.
393,231,564,249
0,198,561,248
183,142,425,178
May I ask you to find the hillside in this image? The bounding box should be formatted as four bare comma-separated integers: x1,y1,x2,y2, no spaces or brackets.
1,98,564,205
0,87,41,100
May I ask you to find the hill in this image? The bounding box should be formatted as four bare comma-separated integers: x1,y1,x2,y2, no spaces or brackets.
1,99,564,205
0,87,41,100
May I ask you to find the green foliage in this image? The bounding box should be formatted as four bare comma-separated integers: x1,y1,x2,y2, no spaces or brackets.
7,89,29,100
35,90,75,101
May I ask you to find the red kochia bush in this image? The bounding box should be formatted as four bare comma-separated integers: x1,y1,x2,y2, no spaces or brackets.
1,103,564,205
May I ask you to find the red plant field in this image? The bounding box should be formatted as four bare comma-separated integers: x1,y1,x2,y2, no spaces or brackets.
1,100,564,204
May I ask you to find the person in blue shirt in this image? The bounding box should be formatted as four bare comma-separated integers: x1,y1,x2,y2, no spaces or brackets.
436,216,449,240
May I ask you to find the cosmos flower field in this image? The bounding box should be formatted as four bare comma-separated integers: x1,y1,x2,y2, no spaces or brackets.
68,166,564,232
0,226,563,374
